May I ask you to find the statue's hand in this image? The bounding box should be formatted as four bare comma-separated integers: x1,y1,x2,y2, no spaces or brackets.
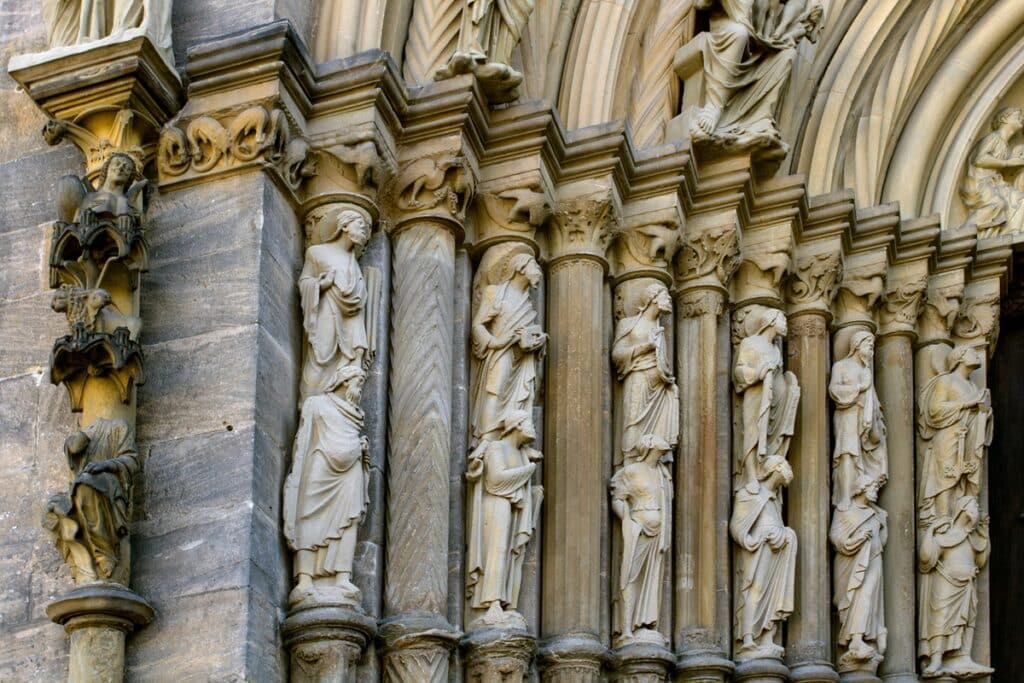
319,269,335,289
83,460,113,475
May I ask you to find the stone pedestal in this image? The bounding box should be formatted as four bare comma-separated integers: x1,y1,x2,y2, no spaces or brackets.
380,614,461,682
282,604,376,682
47,583,154,683
463,627,536,682
734,657,789,683
612,641,675,682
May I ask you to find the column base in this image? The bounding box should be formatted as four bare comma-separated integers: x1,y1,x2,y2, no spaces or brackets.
47,582,154,683
611,641,675,682
281,602,376,683
839,671,881,683
788,659,840,683
379,612,460,682
734,657,789,683
538,632,607,682
674,647,734,682
462,626,536,682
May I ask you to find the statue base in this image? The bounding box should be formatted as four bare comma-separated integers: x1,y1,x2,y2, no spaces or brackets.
675,641,735,683
47,582,154,683
538,632,607,682
281,602,376,683
610,641,675,682
734,656,789,683
8,32,182,125
463,625,536,682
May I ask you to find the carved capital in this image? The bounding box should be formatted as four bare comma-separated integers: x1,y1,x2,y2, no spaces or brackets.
786,312,829,339
549,196,620,264
918,281,964,346
389,152,476,228
282,605,376,683
610,642,676,683
834,261,886,330
674,224,741,290
473,184,552,249
879,277,927,337
158,105,316,192
380,617,460,683
610,221,681,282
786,251,842,315
308,130,391,194
954,293,1001,352
538,633,607,682
733,240,792,307
463,628,536,683
45,109,160,184
678,289,725,318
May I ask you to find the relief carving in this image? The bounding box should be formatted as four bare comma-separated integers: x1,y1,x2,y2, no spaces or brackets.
880,277,928,332
731,306,799,661
920,282,965,343
676,224,741,285
953,294,1001,351
834,262,886,327
960,106,1024,238
612,222,681,276
283,207,375,608
549,197,619,260
916,345,993,679
610,282,678,646
675,0,824,155
394,155,474,218
829,331,888,673
786,251,843,310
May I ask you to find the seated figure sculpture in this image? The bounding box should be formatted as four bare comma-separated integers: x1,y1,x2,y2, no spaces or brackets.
960,106,1024,237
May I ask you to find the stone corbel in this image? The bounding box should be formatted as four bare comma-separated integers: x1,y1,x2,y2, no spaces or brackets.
611,202,683,321
832,257,887,357
471,172,553,256
388,149,477,234
732,225,792,309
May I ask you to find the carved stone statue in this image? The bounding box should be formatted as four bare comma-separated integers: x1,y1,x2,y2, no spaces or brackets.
436,0,537,102
43,418,139,585
733,307,800,495
917,346,992,524
960,106,1024,237
918,495,992,678
57,152,147,224
42,0,173,61
611,434,672,646
298,209,370,401
830,474,888,673
470,244,546,446
678,0,824,152
283,366,370,607
830,330,887,509
730,454,797,660
465,410,543,629
612,283,680,455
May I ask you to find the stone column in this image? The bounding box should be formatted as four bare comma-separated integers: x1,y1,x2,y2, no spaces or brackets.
538,194,619,682
381,153,474,680
785,250,844,683
673,222,741,683
875,276,927,683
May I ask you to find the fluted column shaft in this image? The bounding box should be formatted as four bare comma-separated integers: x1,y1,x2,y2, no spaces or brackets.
786,310,840,683
675,285,734,682
383,217,460,681
874,329,917,683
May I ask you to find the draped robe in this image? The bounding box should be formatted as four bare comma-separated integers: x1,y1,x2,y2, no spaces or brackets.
830,501,887,648
830,355,887,508
612,314,679,455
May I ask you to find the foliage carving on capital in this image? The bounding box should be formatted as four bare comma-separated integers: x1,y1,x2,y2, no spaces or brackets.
879,277,927,333
678,289,725,318
675,224,741,286
392,153,475,220
954,293,1001,351
919,281,965,343
549,197,619,260
786,251,843,311
158,106,316,190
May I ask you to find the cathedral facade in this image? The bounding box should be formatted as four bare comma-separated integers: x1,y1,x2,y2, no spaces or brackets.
1,1,1022,681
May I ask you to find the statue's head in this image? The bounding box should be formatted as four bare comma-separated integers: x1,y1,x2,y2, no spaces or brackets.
335,209,370,248
98,153,137,191
992,106,1024,132
335,365,366,402
510,252,542,288
849,330,874,362
639,283,672,315
631,433,672,463
502,409,535,441
755,307,787,338
854,474,880,503
948,344,982,373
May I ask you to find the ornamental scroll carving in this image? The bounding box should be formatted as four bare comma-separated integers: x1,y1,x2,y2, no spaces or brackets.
283,206,381,609
466,243,545,630
787,251,843,310
960,106,1024,238
158,106,315,190
829,331,888,674
610,283,678,646
43,151,149,587
730,306,799,661
676,224,741,285
916,345,993,679
675,0,824,155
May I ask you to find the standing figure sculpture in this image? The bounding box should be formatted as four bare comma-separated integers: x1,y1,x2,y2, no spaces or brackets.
465,410,543,629
730,454,797,660
42,0,173,61
43,418,139,585
470,245,546,446
680,0,824,152
830,475,888,672
960,106,1024,237
612,283,680,455
611,435,673,646
732,307,799,494
298,209,370,401
917,346,992,524
918,496,992,678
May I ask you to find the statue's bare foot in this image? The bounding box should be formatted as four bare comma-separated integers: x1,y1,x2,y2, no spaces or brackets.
693,106,720,137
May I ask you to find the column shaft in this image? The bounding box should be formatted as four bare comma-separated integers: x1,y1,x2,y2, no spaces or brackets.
786,312,839,683
875,332,917,683
541,254,607,679
383,220,458,679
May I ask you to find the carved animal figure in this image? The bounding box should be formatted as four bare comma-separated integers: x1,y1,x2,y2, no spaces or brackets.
186,116,229,172
333,140,379,188
229,107,287,162
396,157,469,212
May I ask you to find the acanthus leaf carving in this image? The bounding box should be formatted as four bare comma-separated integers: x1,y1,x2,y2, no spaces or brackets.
675,224,740,286
786,251,843,312
550,197,619,261
879,277,928,333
